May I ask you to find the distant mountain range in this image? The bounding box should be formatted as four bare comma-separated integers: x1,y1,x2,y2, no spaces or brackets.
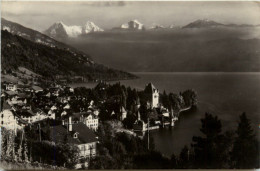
42,19,259,38
1,18,135,80
44,21,103,39
182,19,259,28
182,19,224,28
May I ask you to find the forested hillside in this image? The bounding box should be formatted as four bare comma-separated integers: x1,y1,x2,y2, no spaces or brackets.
1,30,136,81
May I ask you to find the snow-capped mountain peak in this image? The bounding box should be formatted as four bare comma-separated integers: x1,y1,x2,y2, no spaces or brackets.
150,23,165,29
120,19,144,30
169,24,175,29
45,21,104,39
82,21,104,34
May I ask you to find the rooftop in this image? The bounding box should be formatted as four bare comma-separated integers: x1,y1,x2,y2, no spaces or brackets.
49,122,98,145
144,83,158,94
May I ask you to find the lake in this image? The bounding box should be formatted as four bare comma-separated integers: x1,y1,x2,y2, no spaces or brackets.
71,72,260,157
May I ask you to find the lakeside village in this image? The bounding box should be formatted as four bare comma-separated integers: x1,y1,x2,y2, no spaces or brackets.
0,79,197,169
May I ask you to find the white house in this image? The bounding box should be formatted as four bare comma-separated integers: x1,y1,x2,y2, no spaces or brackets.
0,102,21,130
63,103,71,110
84,113,99,131
5,83,17,92
61,110,68,117
47,110,56,120
72,112,99,131
51,105,57,111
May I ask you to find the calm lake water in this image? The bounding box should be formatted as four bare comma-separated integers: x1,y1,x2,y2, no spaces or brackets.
71,72,260,157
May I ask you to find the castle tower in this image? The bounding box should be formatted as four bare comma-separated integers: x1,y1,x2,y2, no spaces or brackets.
144,83,159,108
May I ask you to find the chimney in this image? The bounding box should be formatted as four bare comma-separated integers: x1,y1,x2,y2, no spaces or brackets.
68,116,72,132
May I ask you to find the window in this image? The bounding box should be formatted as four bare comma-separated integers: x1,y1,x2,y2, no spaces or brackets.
1,121,3,125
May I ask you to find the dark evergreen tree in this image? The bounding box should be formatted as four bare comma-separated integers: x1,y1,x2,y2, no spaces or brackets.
170,153,178,168
181,89,198,107
178,145,191,168
161,90,170,108
230,113,259,169
191,113,231,168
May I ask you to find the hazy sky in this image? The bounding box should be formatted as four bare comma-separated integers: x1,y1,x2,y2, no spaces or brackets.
2,1,260,31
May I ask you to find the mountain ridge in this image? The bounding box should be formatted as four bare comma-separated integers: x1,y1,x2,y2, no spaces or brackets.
44,21,103,39
183,19,259,28
1,18,94,62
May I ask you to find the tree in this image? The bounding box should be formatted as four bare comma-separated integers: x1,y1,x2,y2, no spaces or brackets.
89,155,117,169
168,93,183,111
121,89,127,109
133,151,170,169
139,103,149,122
122,112,136,129
178,145,191,168
230,113,259,169
161,90,170,108
181,89,197,107
170,153,178,168
191,113,231,168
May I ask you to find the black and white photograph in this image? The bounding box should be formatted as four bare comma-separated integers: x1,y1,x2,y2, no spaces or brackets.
0,1,259,169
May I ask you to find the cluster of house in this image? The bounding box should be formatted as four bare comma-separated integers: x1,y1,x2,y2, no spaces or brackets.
0,80,179,168
0,81,99,166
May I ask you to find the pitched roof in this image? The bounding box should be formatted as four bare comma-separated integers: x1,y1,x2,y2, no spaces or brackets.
72,122,98,143
49,123,98,145
144,83,157,94
5,91,18,96
120,106,126,113
73,112,96,120
32,85,43,91
16,110,35,117
49,125,80,144
17,93,28,99
1,101,12,110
